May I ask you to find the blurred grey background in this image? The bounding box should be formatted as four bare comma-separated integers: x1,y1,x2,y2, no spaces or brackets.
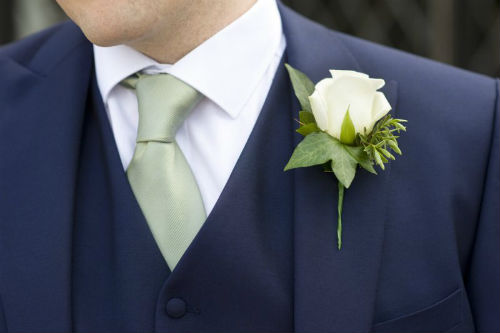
1,0,499,76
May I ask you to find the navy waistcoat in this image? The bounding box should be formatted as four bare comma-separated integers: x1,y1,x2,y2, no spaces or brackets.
71,63,295,332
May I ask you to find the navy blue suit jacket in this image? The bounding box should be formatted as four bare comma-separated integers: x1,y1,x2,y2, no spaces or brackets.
0,4,499,333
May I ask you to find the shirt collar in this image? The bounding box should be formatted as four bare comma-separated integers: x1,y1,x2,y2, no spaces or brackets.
93,0,284,118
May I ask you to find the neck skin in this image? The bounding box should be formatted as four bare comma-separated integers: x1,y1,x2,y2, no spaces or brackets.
127,0,257,64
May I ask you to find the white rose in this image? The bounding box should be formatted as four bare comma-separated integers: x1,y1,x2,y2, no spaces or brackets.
308,70,392,143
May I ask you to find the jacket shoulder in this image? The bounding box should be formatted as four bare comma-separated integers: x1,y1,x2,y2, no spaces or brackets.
0,23,66,66
333,31,496,96
0,21,88,77
279,4,496,98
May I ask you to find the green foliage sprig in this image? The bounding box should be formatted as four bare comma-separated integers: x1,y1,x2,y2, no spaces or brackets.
359,115,407,170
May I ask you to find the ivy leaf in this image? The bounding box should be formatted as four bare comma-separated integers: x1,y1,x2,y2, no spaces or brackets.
297,123,320,136
330,145,358,188
299,110,316,124
340,108,356,145
344,145,377,175
284,132,335,170
284,132,359,188
285,63,315,113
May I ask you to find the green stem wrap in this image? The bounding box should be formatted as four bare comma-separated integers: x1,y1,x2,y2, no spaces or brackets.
337,182,345,250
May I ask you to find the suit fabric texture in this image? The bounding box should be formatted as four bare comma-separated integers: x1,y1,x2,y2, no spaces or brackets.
0,4,499,333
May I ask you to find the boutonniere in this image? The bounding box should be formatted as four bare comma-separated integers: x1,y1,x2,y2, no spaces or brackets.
284,64,407,250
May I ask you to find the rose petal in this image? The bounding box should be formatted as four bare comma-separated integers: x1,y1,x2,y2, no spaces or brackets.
309,79,331,132
370,78,386,90
371,91,392,124
330,70,369,80
325,75,376,136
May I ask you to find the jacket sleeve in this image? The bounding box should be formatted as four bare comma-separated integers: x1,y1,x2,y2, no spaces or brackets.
465,79,500,333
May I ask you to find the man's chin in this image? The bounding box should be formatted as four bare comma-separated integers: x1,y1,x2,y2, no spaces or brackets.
79,27,132,48
88,38,121,48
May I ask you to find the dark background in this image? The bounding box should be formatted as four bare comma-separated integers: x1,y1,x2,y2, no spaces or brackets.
1,0,499,76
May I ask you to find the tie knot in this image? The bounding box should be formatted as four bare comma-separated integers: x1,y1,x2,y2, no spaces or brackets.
123,73,201,142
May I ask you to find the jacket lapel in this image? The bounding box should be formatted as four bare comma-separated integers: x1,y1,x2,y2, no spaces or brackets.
278,4,399,332
0,23,92,332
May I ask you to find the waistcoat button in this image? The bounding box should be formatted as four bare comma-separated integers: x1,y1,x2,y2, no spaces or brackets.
166,298,187,318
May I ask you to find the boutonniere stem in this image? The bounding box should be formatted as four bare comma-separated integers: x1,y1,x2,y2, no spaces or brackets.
284,64,407,250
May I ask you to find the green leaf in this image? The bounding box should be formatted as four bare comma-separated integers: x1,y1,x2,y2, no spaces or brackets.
284,132,337,170
299,111,316,124
344,145,377,175
340,108,356,145
394,122,407,131
285,63,316,113
387,140,402,155
373,150,385,170
296,123,320,136
284,132,359,188
379,148,395,160
330,146,358,188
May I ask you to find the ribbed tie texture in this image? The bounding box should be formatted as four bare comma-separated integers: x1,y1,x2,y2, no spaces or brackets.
123,73,206,270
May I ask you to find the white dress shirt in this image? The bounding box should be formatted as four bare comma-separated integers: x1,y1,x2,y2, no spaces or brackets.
93,0,286,215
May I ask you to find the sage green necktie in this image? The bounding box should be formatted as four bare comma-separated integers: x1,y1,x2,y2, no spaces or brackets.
123,73,206,270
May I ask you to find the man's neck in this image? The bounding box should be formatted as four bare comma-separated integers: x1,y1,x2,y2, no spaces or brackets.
126,0,257,64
